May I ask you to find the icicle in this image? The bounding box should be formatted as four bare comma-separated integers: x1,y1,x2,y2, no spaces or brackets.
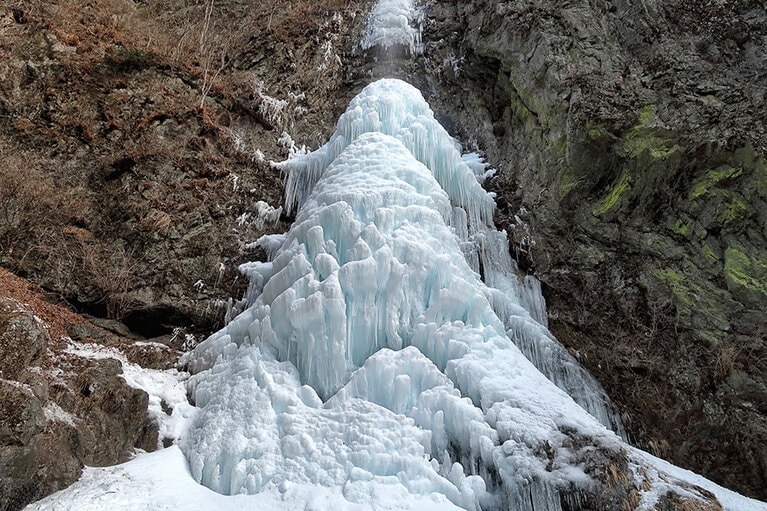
507,478,563,511
502,312,628,440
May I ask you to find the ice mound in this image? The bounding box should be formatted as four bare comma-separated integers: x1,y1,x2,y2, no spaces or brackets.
181,80,628,509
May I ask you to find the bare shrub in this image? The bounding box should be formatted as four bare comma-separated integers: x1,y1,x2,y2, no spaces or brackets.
196,0,229,108
0,144,60,260
270,0,358,43
81,242,142,320
715,342,741,380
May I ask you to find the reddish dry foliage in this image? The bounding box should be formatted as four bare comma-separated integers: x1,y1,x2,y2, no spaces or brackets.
0,267,86,348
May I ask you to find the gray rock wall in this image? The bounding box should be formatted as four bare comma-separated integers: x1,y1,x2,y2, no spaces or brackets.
411,0,767,499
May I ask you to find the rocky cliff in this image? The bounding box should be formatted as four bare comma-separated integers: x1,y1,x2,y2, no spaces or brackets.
409,0,767,499
0,268,169,510
0,0,368,336
1,0,766,508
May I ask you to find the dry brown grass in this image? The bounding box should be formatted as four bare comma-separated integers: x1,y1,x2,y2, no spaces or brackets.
17,0,362,73
0,144,61,258
269,0,361,42
139,210,175,234
0,0,351,335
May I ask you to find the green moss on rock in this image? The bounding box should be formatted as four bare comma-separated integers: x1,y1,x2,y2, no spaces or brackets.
585,121,610,141
651,268,692,306
593,171,630,216
558,168,582,197
724,246,767,300
714,193,749,225
702,242,719,263
691,188,750,230
672,217,692,236
696,329,725,346
733,146,767,193
508,80,547,128
690,167,744,200
620,131,677,160
510,90,536,124
637,104,655,127
554,137,567,155
616,105,678,160
650,266,732,332
640,232,687,260
750,160,767,192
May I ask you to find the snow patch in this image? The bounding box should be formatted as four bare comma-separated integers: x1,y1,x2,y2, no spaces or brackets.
43,401,77,428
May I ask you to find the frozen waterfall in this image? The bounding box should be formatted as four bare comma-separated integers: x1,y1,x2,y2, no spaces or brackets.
361,0,423,55
275,77,625,436
180,79,631,510
19,1,767,509
27,79,767,511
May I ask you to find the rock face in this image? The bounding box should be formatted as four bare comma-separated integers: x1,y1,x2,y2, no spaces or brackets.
408,0,767,500
0,0,368,335
0,307,47,381
0,297,154,511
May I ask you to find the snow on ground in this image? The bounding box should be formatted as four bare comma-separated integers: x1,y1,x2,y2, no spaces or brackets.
629,447,767,511
64,340,196,448
42,401,77,428
27,446,462,511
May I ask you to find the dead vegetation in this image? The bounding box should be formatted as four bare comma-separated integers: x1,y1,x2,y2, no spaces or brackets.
0,267,85,344
0,0,365,332
0,145,61,258
7,0,364,105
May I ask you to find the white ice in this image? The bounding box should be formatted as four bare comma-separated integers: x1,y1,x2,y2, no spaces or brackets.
174,79,759,510
276,78,624,437
360,0,423,54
